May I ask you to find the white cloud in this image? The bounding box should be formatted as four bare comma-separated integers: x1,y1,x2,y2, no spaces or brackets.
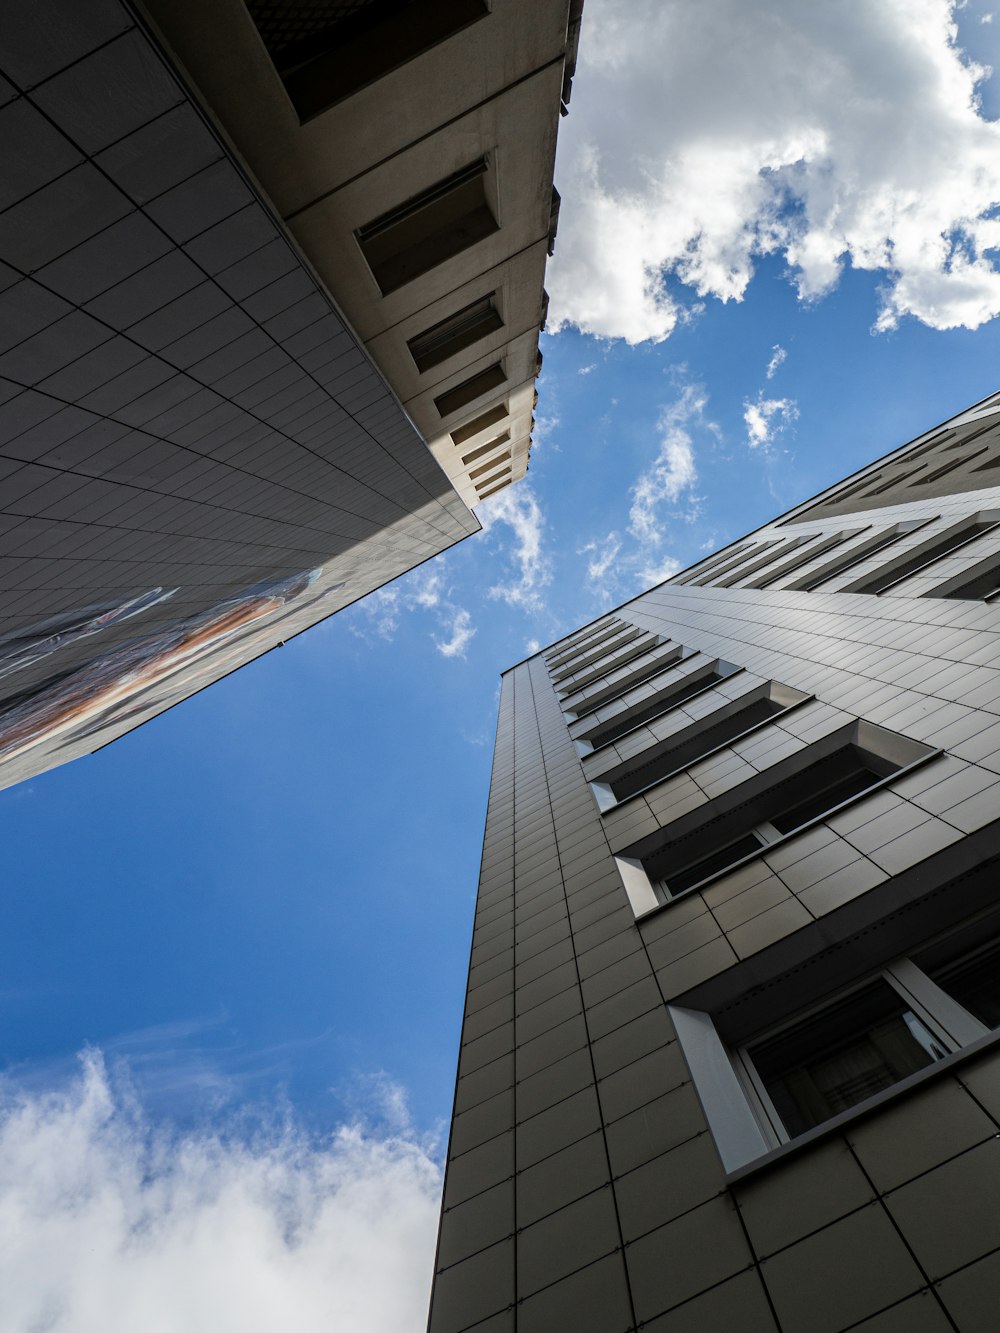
0,1052,441,1333
347,569,474,661
579,380,706,602
577,364,597,375
480,485,553,614
766,344,787,379
744,394,799,449
434,607,476,658
628,386,702,546
549,0,1000,342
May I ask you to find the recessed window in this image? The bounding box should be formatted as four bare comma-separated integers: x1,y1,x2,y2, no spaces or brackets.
671,910,1000,1172
927,550,1000,601
573,656,740,748
434,363,506,419
407,294,503,374
619,721,936,912
468,450,511,481
747,531,861,590
688,539,784,586
672,543,753,585
558,634,662,701
451,402,507,446
788,523,928,592
910,449,988,486
845,514,1000,595
745,979,947,1138
550,626,643,684
588,681,810,811
461,431,510,467
713,537,815,588
357,158,499,296
477,476,512,500
248,0,490,121
550,624,636,676
476,467,511,494
546,619,626,669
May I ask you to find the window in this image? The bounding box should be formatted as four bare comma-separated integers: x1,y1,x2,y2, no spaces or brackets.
742,978,949,1138
573,656,740,748
786,522,929,592
434,363,506,419
670,913,1000,1173
687,539,784,586
563,643,693,723
407,294,503,374
712,537,815,588
552,618,629,671
845,514,1000,595
357,158,499,296
927,550,1000,601
451,402,507,447
468,450,511,482
461,431,509,467
477,475,511,500
910,449,988,486
672,542,753,585
747,531,861,590
558,634,662,701
550,626,643,684
546,618,620,665
588,681,810,811
250,0,490,121
617,721,935,913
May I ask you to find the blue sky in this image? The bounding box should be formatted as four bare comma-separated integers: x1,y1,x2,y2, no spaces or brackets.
5,3,1000,1330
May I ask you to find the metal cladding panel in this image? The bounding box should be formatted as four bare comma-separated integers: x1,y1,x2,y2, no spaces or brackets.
0,0,476,789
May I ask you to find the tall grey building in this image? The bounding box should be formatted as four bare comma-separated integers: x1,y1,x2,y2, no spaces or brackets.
430,392,1000,1332
0,0,578,790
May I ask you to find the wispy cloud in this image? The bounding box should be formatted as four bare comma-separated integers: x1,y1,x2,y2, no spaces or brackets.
579,378,709,603
549,0,1000,342
0,1051,441,1333
434,608,476,659
346,568,475,661
765,344,787,378
480,485,553,615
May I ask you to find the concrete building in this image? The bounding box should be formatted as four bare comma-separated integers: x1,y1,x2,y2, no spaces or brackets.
0,0,577,790
430,391,1000,1332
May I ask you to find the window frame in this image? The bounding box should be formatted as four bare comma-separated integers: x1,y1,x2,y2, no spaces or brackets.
670,937,998,1177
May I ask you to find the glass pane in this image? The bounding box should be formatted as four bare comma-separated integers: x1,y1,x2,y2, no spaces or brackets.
929,939,1000,1029
748,980,948,1137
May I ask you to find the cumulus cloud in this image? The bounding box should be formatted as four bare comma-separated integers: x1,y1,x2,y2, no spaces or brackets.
480,485,553,614
550,0,1000,342
579,380,707,602
0,1052,441,1333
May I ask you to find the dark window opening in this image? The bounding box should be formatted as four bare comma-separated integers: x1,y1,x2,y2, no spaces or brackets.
434,363,506,418
577,658,738,745
407,294,503,374
468,450,511,481
644,744,901,899
847,517,1000,595
602,692,794,804
559,636,661,700
930,552,1000,601
748,980,945,1137
248,0,490,121
357,158,498,296
791,526,918,592
452,402,507,447
477,476,512,500
461,431,509,467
